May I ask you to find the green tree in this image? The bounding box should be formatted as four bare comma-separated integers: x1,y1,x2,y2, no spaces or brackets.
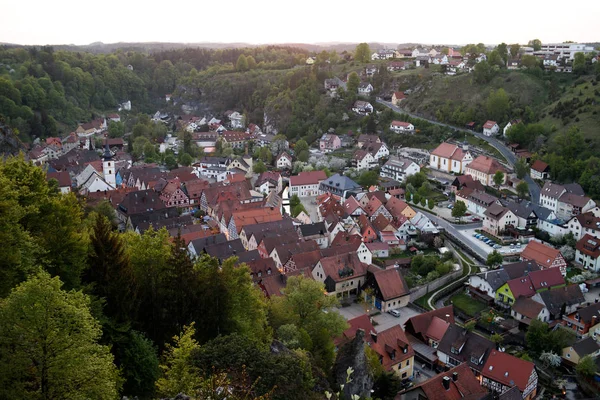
427,198,435,210
294,139,309,155
357,170,379,187
451,200,467,221
156,323,202,398
464,320,477,332
253,160,267,173
179,152,193,167
521,54,540,69
118,330,160,398
246,55,257,70
473,60,494,84
236,54,249,72
528,39,542,51
490,333,504,345
297,150,309,162
0,271,119,399
515,158,528,179
517,181,529,200
108,120,125,138
486,88,510,123
354,43,371,63
164,154,178,170
347,71,361,94
405,171,428,188
509,43,521,58
576,355,598,377
573,52,586,76
493,170,505,188
486,250,504,267
496,42,508,64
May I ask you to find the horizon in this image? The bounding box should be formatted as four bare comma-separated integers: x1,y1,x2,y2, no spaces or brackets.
3,0,600,47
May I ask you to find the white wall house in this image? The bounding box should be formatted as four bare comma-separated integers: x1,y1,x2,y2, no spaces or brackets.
482,120,499,136
429,142,473,174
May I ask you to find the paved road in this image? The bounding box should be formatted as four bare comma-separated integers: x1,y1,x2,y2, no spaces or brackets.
377,100,541,204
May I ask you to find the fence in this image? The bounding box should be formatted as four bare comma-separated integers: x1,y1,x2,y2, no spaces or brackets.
409,269,462,302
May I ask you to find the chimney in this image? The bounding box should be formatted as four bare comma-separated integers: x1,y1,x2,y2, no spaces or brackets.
452,372,458,382
442,376,451,390
370,330,378,343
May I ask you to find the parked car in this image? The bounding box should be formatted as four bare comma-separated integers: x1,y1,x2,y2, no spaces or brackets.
389,309,401,318
494,244,502,249
472,217,481,222
516,243,522,248
447,204,454,209
473,233,478,237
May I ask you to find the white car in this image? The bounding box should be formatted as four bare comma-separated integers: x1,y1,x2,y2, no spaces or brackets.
389,309,401,318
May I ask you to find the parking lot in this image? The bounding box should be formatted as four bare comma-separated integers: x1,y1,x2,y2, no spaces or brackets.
433,202,482,223
299,196,320,222
460,228,525,258
335,302,420,332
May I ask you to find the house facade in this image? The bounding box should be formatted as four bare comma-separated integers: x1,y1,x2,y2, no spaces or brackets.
380,156,420,183
429,142,473,174
464,156,506,186
390,120,415,133
289,170,328,198
482,120,499,136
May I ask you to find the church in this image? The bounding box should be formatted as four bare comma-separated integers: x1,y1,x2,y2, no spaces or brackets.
75,144,117,194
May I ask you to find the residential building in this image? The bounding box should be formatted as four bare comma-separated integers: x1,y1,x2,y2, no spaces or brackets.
289,170,328,198
390,120,415,133
46,171,72,193
562,302,600,338
437,324,495,376
532,284,585,320
391,91,406,105
539,42,596,60
562,337,600,365
159,178,190,208
275,152,293,170
455,188,500,216
521,240,568,275
357,134,380,149
465,156,506,186
319,134,341,152
358,82,374,96
225,111,245,129
530,160,550,180
503,119,521,136
255,171,282,194
429,142,473,174
364,141,390,161
221,131,250,149
539,182,595,220
298,222,329,249
404,306,455,346
380,156,420,183
362,266,410,311
482,120,499,136
505,202,539,230
565,212,600,240
400,363,489,400
511,296,550,323
480,351,538,400
312,252,368,297
353,150,376,171
370,325,415,379
575,234,600,272
318,173,362,197
483,204,518,236
451,175,485,194
352,100,373,115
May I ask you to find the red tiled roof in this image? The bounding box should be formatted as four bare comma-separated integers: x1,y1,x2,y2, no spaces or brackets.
483,120,498,129
46,171,72,188
576,234,600,258
232,208,282,233
506,276,535,298
482,350,535,393
402,363,488,400
290,170,328,186
425,316,451,342
343,196,363,214
406,306,455,338
391,120,411,128
319,252,368,283
336,314,376,345
385,197,410,218
371,267,409,301
521,241,563,269
372,214,392,232
512,296,544,319
528,268,564,290
431,142,460,159
370,325,414,371
393,91,406,99
531,160,549,173
466,155,506,175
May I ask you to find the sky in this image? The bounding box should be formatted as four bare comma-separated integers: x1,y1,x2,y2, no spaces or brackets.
2,0,599,46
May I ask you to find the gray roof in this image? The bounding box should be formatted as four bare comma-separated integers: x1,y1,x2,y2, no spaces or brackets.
189,233,228,253
503,261,540,279
539,285,585,316
505,201,538,220
437,324,495,373
563,183,585,196
299,222,327,238
541,182,566,199
499,386,523,400
479,269,510,291
320,173,362,191
571,337,600,357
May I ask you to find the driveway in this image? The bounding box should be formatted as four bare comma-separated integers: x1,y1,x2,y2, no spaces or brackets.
335,303,420,333
377,99,541,204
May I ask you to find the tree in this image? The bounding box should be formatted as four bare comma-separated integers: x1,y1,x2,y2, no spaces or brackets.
539,351,561,368
347,72,360,94
493,170,505,188
85,214,136,322
559,245,575,261
108,120,125,138
473,60,494,84
490,333,504,345
573,52,586,76
451,200,467,221
236,54,249,72
0,271,119,399
528,39,542,51
509,43,521,58
515,158,528,179
526,320,575,356
164,154,178,170
486,88,510,123
517,181,529,200
246,55,257,70
464,320,477,332
486,250,504,267
427,198,435,210
521,54,541,69
156,323,202,398
179,152,193,167
496,42,508,64
354,43,371,63
253,160,267,173
294,139,309,155
297,150,309,163
576,355,598,377
405,172,428,189
118,330,160,398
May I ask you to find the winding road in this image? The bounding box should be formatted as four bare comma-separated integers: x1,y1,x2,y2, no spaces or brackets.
377,99,541,204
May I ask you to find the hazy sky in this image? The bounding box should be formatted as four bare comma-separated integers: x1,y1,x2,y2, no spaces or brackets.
3,0,599,46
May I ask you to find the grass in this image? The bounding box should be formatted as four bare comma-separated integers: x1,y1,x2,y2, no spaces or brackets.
464,134,505,161
450,292,487,317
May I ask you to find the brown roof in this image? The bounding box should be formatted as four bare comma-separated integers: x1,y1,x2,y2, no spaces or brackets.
466,155,506,175
521,241,563,269
46,171,72,188
391,120,412,128
512,296,544,319
370,325,414,371
284,249,322,272
232,207,282,233
400,363,488,400
484,203,510,220
405,306,455,340
372,268,409,300
431,142,460,159
372,214,393,232
531,160,549,173
576,234,600,258
319,252,368,283
385,197,410,218
336,314,376,345
353,149,370,161
528,267,564,290
482,351,535,393
289,170,328,186
483,120,498,129
343,196,363,214
364,196,384,217
425,316,451,342
572,212,600,230
558,192,592,208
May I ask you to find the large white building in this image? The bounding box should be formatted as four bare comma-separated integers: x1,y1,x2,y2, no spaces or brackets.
429,142,473,174
380,156,420,183
539,43,596,60
289,170,328,198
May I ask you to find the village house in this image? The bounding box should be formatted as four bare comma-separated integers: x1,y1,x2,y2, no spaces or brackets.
450,175,485,194
319,133,341,152
480,351,538,400
318,173,362,197
352,100,373,115
436,324,496,377
370,325,415,379
455,188,500,216
575,234,600,272
254,171,282,195
521,240,568,275
429,142,473,174
289,170,328,198
530,160,550,180
364,141,390,161
158,178,190,208
46,171,72,194
221,131,250,149
361,266,410,311
502,119,521,136
225,111,245,129
561,337,600,366
380,156,420,183
275,152,293,170
404,306,455,347
401,363,489,400
298,222,329,249
482,120,499,136
565,211,600,241
390,120,415,133
353,150,376,171
312,252,368,297
532,284,586,321
358,82,374,96
464,156,506,187
227,155,253,178
391,91,406,105
562,302,600,338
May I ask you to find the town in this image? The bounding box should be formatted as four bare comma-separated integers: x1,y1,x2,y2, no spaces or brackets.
1,36,600,400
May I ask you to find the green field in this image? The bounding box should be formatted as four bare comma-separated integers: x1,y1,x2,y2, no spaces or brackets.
450,292,487,317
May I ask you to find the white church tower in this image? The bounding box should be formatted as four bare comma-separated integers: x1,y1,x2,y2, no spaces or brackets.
102,143,116,188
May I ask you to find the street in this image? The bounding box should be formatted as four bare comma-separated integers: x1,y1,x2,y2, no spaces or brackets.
335,302,420,332
377,99,541,204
